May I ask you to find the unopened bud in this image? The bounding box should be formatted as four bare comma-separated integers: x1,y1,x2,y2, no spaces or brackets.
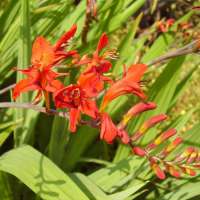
181,166,196,176
132,146,146,157
150,158,166,180
165,164,181,178
121,102,156,127
161,137,183,157
131,114,167,142
175,147,194,163
147,128,177,150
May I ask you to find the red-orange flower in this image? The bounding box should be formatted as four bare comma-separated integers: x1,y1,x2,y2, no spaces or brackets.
54,84,98,132
78,33,112,72
101,64,147,111
13,25,77,107
77,33,114,96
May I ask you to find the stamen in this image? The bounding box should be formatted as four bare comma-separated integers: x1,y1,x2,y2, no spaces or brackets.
103,49,119,60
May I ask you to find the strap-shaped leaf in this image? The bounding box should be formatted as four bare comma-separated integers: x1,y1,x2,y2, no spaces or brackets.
0,145,90,200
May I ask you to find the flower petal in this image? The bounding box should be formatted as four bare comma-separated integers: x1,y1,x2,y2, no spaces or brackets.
96,33,108,53
54,24,77,51
78,72,104,97
54,85,78,109
100,113,118,143
80,99,98,118
126,64,147,82
45,79,64,93
13,79,40,100
31,36,54,68
69,108,81,132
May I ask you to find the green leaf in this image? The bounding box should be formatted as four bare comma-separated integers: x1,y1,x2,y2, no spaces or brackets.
108,0,145,32
113,13,143,76
169,63,197,109
159,176,200,200
89,157,148,192
109,182,146,200
71,173,112,200
14,0,33,146
62,126,98,171
48,116,69,166
0,127,13,147
0,145,90,200
150,0,158,14
0,172,13,200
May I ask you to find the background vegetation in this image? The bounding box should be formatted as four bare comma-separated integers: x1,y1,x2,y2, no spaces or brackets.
0,0,200,199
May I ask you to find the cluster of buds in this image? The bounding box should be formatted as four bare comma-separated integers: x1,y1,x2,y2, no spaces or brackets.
125,105,200,179
156,18,194,42
177,22,193,40
156,18,175,33
13,25,200,180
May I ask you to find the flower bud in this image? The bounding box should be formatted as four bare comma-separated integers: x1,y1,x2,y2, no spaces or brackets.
181,166,196,176
121,102,156,126
150,158,166,180
117,129,130,144
161,137,183,157
147,128,177,150
132,146,146,157
187,149,198,164
131,114,167,142
175,147,194,163
165,164,181,178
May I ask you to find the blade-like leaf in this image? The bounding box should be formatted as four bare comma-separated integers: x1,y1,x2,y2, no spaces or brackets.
0,172,13,200
0,145,90,200
71,173,112,200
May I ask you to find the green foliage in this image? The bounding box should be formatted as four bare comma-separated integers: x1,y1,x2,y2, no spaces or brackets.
0,0,199,200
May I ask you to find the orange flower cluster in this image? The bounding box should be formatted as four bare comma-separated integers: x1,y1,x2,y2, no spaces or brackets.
14,27,146,133
13,26,200,180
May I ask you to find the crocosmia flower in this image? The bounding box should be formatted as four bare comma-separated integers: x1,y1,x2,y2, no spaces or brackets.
77,33,114,96
54,84,98,132
13,25,77,109
101,64,147,111
78,33,112,72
